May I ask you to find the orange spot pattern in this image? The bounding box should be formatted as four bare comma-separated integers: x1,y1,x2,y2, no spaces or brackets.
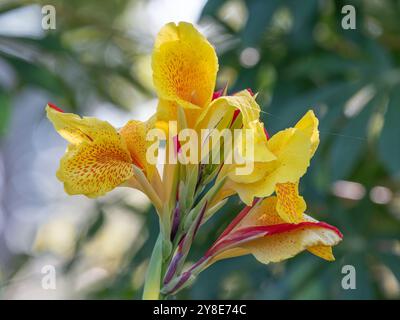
47,106,135,197
152,22,218,110
57,137,133,198
275,182,306,223
154,42,214,107
120,120,147,170
254,197,284,226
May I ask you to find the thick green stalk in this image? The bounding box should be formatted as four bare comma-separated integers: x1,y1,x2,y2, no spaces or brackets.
142,234,164,300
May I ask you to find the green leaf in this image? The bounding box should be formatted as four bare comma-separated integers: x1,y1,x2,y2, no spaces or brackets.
0,93,10,137
378,88,400,178
329,95,376,181
380,253,400,284
240,0,279,47
286,0,318,51
200,0,226,18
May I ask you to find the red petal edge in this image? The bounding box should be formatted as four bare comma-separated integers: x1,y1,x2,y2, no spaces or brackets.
212,89,224,100
246,88,254,96
173,135,182,154
207,221,343,257
48,103,64,113
263,127,270,140
214,198,261,243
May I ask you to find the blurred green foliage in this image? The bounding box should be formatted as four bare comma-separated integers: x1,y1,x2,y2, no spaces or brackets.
1,0,400,299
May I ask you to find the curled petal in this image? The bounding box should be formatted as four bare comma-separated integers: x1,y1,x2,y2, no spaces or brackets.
201,90,276,162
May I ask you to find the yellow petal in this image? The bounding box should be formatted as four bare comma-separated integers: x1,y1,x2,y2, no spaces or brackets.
226,109,320,205
152,22,218,110
295,110,319,157
57,143,134,198
197,90,261,127
156,99,177,133
232,90,262,126
266,127,312,182
302,214,336,261
229,126,312,205
240,196,284,227
308,245,335,261
154,22,181,48
235,121,274,165
156,98,201,131
195,95,235,131
275,181,306,223
206,92,276,194
209,247,249,263
46,105,116,145
47,106,134,197
204,91,275,163
119,116,157,179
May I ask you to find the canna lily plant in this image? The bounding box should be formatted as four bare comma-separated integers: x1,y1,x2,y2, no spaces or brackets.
46,22,342,299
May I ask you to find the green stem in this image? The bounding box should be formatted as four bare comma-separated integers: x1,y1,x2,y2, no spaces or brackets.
142,234,164,300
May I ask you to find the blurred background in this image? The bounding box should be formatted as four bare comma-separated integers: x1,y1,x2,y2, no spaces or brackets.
0,0,399,299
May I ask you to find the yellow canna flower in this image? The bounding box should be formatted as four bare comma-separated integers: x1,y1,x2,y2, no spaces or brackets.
205,196,342,267
46,104,160,203
222,110,319,205
152,22,218,129
46,21,344,299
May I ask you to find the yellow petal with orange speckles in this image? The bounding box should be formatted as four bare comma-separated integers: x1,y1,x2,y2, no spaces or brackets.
275,181,306,223
47,106,134,197
120,116,157,179
152,22,218,110
241,197,283,227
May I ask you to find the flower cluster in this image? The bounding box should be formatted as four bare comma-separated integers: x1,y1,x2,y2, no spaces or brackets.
46,22,342,299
